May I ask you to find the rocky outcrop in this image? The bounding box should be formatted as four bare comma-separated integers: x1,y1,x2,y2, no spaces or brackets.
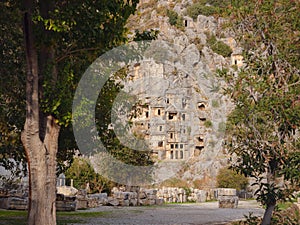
123,0,240,187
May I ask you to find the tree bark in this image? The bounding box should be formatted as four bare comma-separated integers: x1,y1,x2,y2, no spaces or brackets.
261,169,276,225
261,203,275,225
22,0,59,224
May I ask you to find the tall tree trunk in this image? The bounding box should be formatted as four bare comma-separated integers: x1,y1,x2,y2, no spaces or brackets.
22,0,59,224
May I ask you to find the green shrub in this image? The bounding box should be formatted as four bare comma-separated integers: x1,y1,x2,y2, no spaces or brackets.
65,157,112,194
167,10,183,28
187,3,218,20
216,167,248,190
206,0,231,8
160,177,189,188
207,34,232,57
204,120,213,128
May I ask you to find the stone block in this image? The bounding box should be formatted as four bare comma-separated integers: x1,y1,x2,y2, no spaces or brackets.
8,197,28,210
76,200,88,209
57,186,78,196
123,200,130,206
139,199,150,206
56,200,76,211
196,190,207,203
88,193,108,205
139,192,147,199
87,198,98,208
155,198,164,205
0,197,9,209
107,197,119,206
149,199,156,205
129,199,137,206
218,196,238,208
147,194,156,200
217,188,237,196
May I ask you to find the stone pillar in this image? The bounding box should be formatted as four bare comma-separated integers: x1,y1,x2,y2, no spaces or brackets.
70,179,73,187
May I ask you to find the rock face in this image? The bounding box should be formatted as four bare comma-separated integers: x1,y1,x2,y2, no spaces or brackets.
121,0,241,187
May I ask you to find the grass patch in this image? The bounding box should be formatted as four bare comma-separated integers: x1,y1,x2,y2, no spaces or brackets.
0,210,111,225
277,201,293,210
0,210,27,217
58,211,111,218
164,201,196,205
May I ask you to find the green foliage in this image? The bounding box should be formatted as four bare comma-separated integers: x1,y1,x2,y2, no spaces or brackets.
159,177,189,188
272,204,300,225
216,167,248,190
0,0,139,175
220,0,300,223
204,120,213,128
207,34,232,57
65,158,112,194
0,1,27,175
186,2,218,20
133,29,159,41
166,10,183,28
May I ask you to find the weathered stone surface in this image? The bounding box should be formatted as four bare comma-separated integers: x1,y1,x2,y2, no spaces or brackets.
181,44,200,68
155,198,164,205
88,193,108,207
107,197,119,206
195,190,207,203
196,15,217,34
218,196,238,208
0,197,28,210
129,198,138,206
56,200,76,211
57,186,78,196
76,200,88,209
217,188,237,196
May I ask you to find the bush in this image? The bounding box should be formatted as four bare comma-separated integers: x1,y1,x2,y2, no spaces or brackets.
204,120,213,128
166,10,183,28
216,167,248,191
65,157,112,194
207,34,232,57
187,3,218,20
160,177,189,188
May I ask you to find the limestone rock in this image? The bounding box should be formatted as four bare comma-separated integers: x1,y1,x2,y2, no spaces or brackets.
218,196,238,208
107,197,119,206
57,186,78,196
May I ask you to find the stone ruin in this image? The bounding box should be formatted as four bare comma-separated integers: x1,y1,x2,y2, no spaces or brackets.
0,179,240,210
217,188,238,209
0,187,28,210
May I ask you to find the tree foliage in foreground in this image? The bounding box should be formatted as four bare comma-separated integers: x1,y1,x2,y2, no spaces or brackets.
1,0,139,224
220,1,300,224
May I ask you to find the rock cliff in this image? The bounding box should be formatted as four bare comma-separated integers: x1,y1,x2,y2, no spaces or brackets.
122,0,241,188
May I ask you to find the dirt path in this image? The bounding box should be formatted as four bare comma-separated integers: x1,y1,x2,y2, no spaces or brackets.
73,200,264,225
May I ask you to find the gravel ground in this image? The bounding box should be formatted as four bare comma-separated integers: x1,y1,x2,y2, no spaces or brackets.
72,200,264,225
